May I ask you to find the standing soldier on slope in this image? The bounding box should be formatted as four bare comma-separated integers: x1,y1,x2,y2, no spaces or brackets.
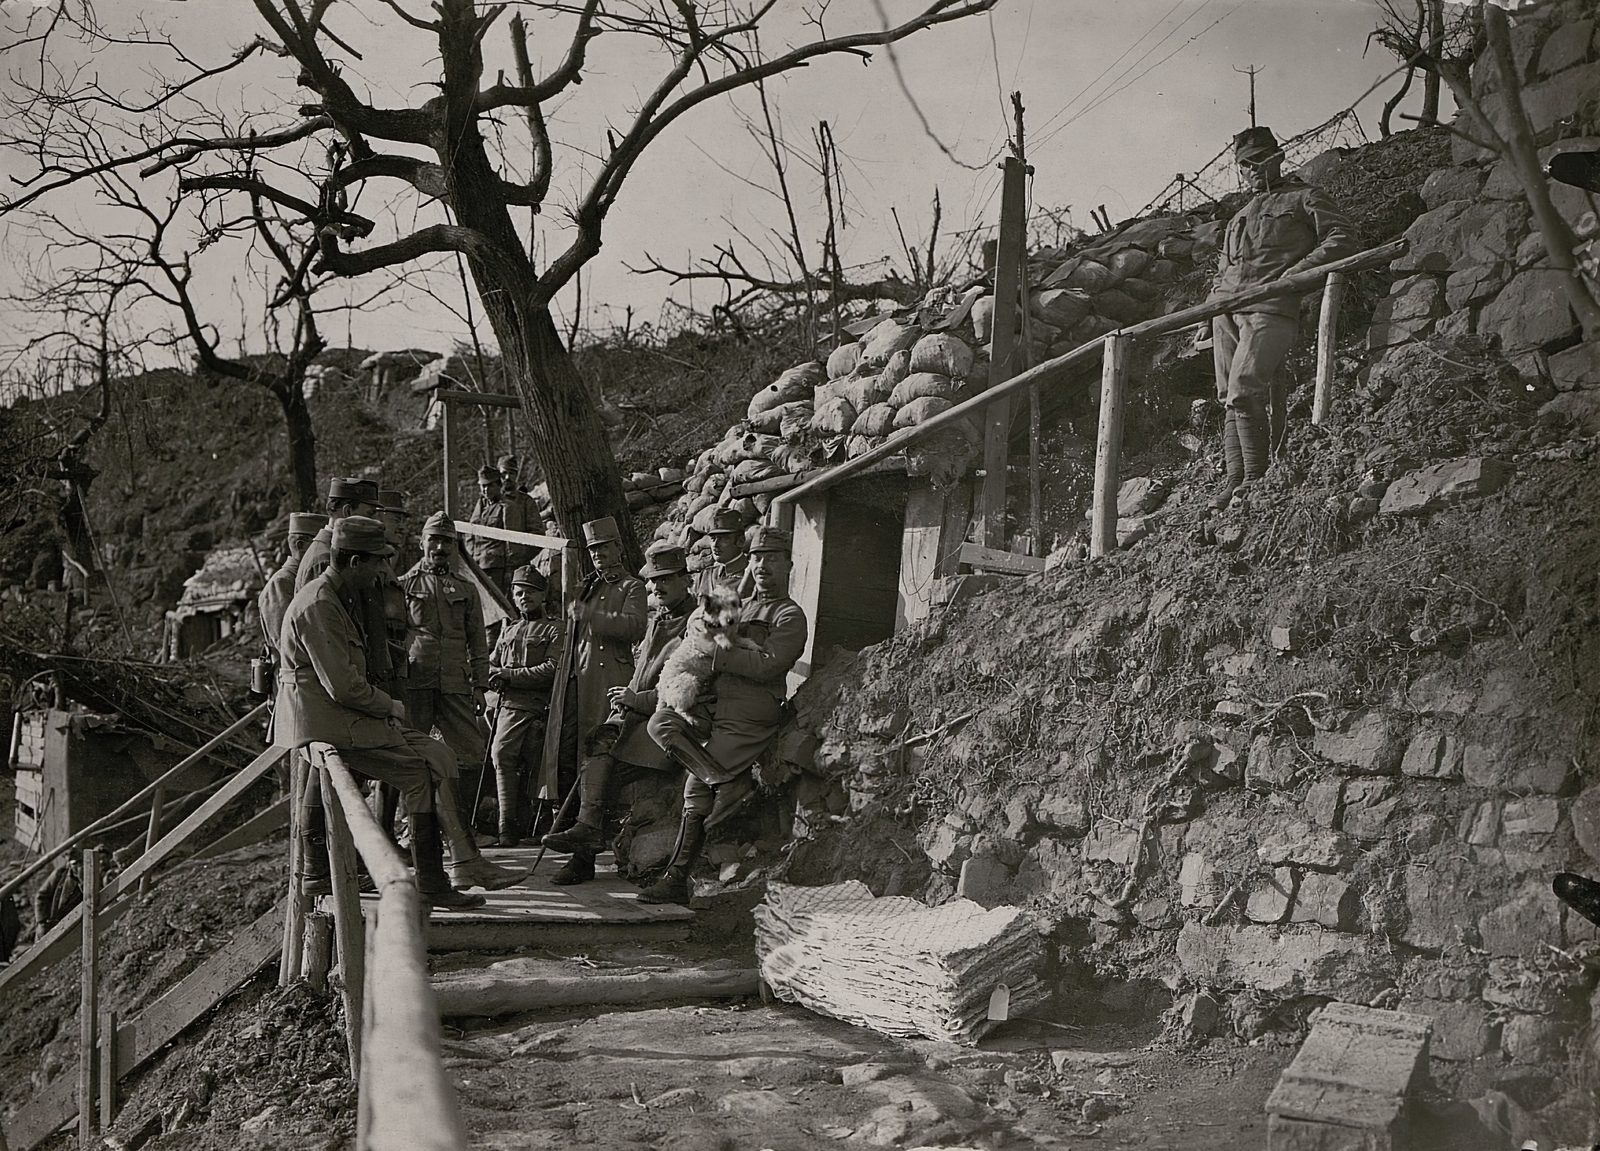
486,564,562,846
260,512,326,658
1206,126,1356,510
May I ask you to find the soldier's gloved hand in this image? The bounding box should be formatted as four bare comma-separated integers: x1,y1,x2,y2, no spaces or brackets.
474,687,487,715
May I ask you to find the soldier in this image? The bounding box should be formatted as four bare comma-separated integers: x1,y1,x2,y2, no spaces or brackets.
642,527,807,904
1207,126,1356,509
260,512,327,657
274,516,525,908
377,487,418,575
466,464,537,595
693,508,756,599
543,541,695,885
373,490,413,839
486,564,562,846
549,517,648,832
402,512,491,834
497,454,545,530
296,477,380,591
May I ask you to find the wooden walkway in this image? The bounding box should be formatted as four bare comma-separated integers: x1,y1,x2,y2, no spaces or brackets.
328,847,694,951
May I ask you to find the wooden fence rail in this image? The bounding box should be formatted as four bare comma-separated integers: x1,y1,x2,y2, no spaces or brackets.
314,745,469,1151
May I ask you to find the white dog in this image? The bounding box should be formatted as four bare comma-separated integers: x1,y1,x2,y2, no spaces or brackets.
656,584,760,716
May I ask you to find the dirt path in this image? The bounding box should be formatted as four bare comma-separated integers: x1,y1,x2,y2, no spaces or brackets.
442,991,1294,1149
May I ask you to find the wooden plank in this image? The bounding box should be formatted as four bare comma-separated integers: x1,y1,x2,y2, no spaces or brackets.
958,542,1046,576
321,772,364,1077
787,494,828,693
0,746,285,997
193,795,289,860
433,967,759,1017
450,518,569,551
78,850,99,1147
441,400,455,518
771,238,1409,511
1090,334,1129,558
537,548,580,803
3,902,284,1151
897,484,945,630
280,752,307,986
1312,271,1345,427
978,155,1028,549
98,1009,116,1129
434,388,522,408
937,481,973,580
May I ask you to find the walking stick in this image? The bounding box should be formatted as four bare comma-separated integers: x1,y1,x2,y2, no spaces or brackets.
530,781,583,876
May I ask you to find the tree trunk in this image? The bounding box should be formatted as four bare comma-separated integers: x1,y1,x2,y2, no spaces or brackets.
1421,0,1444,124
1381,66,1417,137
488,294,640,568
274,383,320,512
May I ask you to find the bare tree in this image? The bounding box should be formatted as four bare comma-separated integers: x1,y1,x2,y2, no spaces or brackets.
1,0,995,558
1368,0,1481,138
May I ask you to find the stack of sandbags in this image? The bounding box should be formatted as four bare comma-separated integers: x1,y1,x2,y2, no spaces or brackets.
754,880,1047,1046
622,466,687,511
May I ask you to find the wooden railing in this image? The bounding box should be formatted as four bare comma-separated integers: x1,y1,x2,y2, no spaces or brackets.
769,239,1406,558
308,744,469,1151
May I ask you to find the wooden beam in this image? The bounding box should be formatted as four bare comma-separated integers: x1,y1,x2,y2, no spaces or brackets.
136,787,166,898
434,389,522,408
1312,271,1345,427
432,967,759,1017
771,238,1408,510
321,769,365,1078
441,400,455,518
1090,334,1130,558
0,746,285,996
958,542,1046,576
2,902,285,1151
97,1010,116,1129
192,795,290,860
450,519,569,551
537,549,580,804
978,155,1028,549
78,850,99,1148
280,752,308,986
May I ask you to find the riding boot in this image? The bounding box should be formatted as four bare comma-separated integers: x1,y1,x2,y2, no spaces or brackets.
379,783,401,847
408,812,485,910
494,758,522,848
437,776,530,890
1209,410,1244,509
552,848,597,886
543,756,612,853
1236,398,1271,482
637,812,706,905
298,785,331,896
662,730,727,787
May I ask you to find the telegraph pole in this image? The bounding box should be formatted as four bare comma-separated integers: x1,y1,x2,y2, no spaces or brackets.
1234,64,1260,127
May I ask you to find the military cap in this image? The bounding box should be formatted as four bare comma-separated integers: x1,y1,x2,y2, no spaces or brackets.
331,515,395,557
422,511,457,539
377,490,407,515
1233,125,1281,163
288,512,328,536
707,507,745,536
749,526,792,554
511,564,548,590
497,454,520,472
477,464,502,483
328,477,380,504
639,542,688,579
583,516,622,546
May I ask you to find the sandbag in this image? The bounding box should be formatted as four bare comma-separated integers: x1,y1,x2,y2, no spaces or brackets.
776,401,814,441
772,442,811,475
888,371,957,410
851,402,896,438
826,342,861,379
687,493,718,523
748,362,825,420
970,295,995,343
657,466,685,483
909,333,974,380
858,318,921,369
732,496,759,525
730,458,780,484
880,348,913,392
691,502,723,534
1032,288,1090,330
893,395,954,428
846,434,885,459
748,404,784,434
740,432,784,461
810,396,858,436
837,376,883,414
684,473,706,495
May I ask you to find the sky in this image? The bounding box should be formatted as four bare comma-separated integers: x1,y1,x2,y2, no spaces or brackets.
0,0,1447,372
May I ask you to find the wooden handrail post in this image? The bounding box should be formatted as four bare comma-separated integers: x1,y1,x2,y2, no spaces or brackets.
1312,271,1346,426
98,1009,117,1128
137,787,166,898
1090,334,1130,558
78,849,100,1147
978,154,1029,549
320,764,365,1079
281,751,308,986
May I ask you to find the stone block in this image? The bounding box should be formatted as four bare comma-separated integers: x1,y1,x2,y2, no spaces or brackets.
1539,18,1594,75
1403,672,1473,715
1462,744,1571,795
1419,165,1486,211
1248,734,1300,790
1501,1013,1572,1064
1133,896,1175,929
1035,796,1087,837
923,823,972,870
1501,797,1559,838
1116,515,1152,549
1306,779,1344,829
1246,868,1297,924
1341,779,1403,842
1259,823,1357,870
956,854,1012,909
1093,288,1149,325
1083,822,1140,867
1523,63,1600,137
1211,743,1243,784
1403,861,1488,951
1459,800,1502,848
1313,711,1408,774
1400,731,1462,779
1379,458,1511,517
1479,269,1581,351
1400,998,1497,1062
1031,287,1090,330
1265,1003,1432,1151
1453,201,1528,269
1176,924,1398,1002
1444,262,1505,311
1182,990,1223,1038
1293,873,1359,931
1367,274,1445,349
1001,796,1034,841
1478,882,1562,958
1549,340,1600,392
1569,785,1600,865
1394,203,1467,273
1116,476,1168,517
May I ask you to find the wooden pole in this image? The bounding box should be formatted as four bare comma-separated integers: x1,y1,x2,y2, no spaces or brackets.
280,751,308,986
321,766,365,1079
536,546,579,804
1090,334,1130,558
78,849,100,1147
1312,271,1345,427
136,786,166,898
441,399,455,518
978,154,1028,549
302,912,334,991
99,1009,117,1129
771,239,1407,513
